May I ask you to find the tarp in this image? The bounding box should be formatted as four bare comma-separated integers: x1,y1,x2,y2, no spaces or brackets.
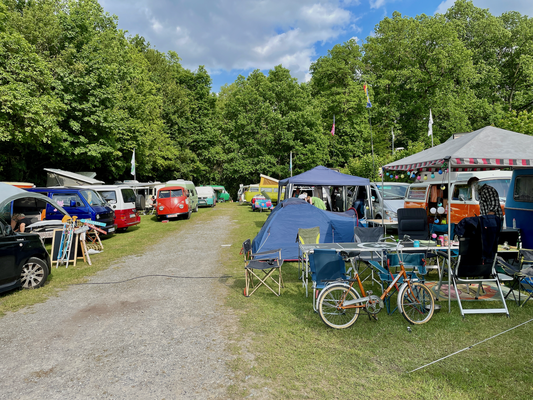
279,165,369,186
384,126,533,171
252,198,363,260
45,168,104,186
0,183,69,218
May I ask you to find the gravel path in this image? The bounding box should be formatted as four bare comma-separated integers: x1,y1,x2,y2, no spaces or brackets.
0,215,237,399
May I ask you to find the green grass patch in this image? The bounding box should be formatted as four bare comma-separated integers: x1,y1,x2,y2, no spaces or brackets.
221,203,533,399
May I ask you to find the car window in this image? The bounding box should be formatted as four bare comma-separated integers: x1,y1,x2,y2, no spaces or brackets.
99,190,117,203
159,190,170,199
262,188,272,192
452,184,472,201
376,184,408,199
407,187,427,201
52,193,84,207
514,176,533,202
80,190,106,206
121,188,136,203
171,189,183,197
478,179,511,201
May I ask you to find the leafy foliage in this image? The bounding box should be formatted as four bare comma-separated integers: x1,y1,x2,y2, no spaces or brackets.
2,0,533,194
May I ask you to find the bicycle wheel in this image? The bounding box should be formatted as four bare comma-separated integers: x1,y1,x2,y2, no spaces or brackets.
317,284,361,329
397,282,435,325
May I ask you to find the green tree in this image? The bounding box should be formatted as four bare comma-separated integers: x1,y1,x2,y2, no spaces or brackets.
309,39,371,167
220,66,326,195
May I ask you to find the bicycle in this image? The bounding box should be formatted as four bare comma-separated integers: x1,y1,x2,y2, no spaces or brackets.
316,236,435,329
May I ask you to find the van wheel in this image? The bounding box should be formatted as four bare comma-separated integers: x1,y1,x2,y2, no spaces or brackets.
194,204,198,212
186,211,191,219
136,195,146,211
20,257,49,289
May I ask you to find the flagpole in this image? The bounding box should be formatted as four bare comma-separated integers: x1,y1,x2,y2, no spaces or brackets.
392,126,395,154
364,83,375,178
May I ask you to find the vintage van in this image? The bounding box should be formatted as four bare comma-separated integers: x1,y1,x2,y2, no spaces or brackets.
27,187,117,234
404,170,512,225
166,180,198,212
504,168,533,249
244,185,281,204
196,186,217,207
156,186,191,220
88,185,141,231
210,185,230,202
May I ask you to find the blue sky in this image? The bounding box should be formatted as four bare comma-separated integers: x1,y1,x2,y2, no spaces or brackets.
99,0,533,93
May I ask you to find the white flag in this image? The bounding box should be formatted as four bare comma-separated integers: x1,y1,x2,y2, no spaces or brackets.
428,109,433,137
131,149,135,176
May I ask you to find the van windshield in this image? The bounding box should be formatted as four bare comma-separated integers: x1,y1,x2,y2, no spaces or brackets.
376,184,409,199
121,188,136,203
80,190,107,206
159,189,183,198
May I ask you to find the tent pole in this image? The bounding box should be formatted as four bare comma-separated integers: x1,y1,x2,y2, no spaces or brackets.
445,156,452,313
381,170,385,233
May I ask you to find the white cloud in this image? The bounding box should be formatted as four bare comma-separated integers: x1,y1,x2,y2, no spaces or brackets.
100,0,360,84
369,0,386,9
435,0,456,14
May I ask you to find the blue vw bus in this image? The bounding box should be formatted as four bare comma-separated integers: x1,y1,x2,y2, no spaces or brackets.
504,169,533,249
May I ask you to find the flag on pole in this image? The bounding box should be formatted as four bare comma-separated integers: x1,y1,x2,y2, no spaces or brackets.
131,149,135,176
364,83,372,108
331,115,335,136
428,109,433,137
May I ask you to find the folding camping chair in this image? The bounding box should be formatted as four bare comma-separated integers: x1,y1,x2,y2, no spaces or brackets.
242,239,284,297
397,208,430,240
351,226,385,284
451,215,509,318
308,249,349,311
496,249,533,307
297,226,320,283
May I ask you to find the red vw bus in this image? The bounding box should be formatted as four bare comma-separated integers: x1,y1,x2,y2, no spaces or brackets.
156,186,191,220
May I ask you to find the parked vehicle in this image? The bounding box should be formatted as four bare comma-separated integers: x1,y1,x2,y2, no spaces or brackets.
251,193,274,212
504,168,533,249
166,180,198,212
244,185,281,204
404,170,512,225
88,185,140,232
0,183,54,293
27,187,117,234
196,186,217,207
350,182,410,226
210,185,230,202
156,186,191,220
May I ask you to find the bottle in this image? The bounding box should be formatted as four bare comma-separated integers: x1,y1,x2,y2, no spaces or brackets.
443,234,449,247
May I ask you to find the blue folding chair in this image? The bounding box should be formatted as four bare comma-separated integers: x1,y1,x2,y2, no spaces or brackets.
309,249,349,311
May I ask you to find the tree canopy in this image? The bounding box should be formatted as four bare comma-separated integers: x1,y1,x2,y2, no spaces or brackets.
1,0,532,192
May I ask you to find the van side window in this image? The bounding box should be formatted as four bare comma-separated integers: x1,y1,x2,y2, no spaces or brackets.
514,176,533,202
452,184,471,201
52,193,83,207
407,187,427,200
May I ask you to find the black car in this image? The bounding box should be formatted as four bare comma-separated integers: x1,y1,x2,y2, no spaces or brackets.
0,218,50,294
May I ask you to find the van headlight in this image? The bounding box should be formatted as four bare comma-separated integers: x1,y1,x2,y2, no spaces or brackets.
159,206,164,211
179,204,184,209
96,214,100,220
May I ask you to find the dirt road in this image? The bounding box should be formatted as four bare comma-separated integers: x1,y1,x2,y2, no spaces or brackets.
0,214,237,399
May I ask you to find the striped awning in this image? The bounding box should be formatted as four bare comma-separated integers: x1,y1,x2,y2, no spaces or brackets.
384,126,533,171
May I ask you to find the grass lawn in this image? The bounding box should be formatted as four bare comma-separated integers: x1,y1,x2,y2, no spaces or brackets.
222,203,533,399
2,202,532,398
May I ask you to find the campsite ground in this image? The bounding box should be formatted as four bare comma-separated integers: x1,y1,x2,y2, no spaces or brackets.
1,203,532,399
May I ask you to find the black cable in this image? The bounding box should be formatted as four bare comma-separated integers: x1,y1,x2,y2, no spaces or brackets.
76,274,232,285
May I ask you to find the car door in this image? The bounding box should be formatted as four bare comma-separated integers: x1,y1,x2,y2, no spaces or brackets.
0,221,21,286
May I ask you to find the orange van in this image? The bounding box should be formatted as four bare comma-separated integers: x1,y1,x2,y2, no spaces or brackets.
156,186,191,220
404,171,511,225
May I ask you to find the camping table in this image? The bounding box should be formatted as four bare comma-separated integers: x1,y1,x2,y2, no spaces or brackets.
299,242,400,296
300,241,459,311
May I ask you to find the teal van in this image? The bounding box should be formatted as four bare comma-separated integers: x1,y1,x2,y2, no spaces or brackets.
210,185,230,202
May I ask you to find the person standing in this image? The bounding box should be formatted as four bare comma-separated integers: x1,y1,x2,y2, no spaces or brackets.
468,177,503,220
